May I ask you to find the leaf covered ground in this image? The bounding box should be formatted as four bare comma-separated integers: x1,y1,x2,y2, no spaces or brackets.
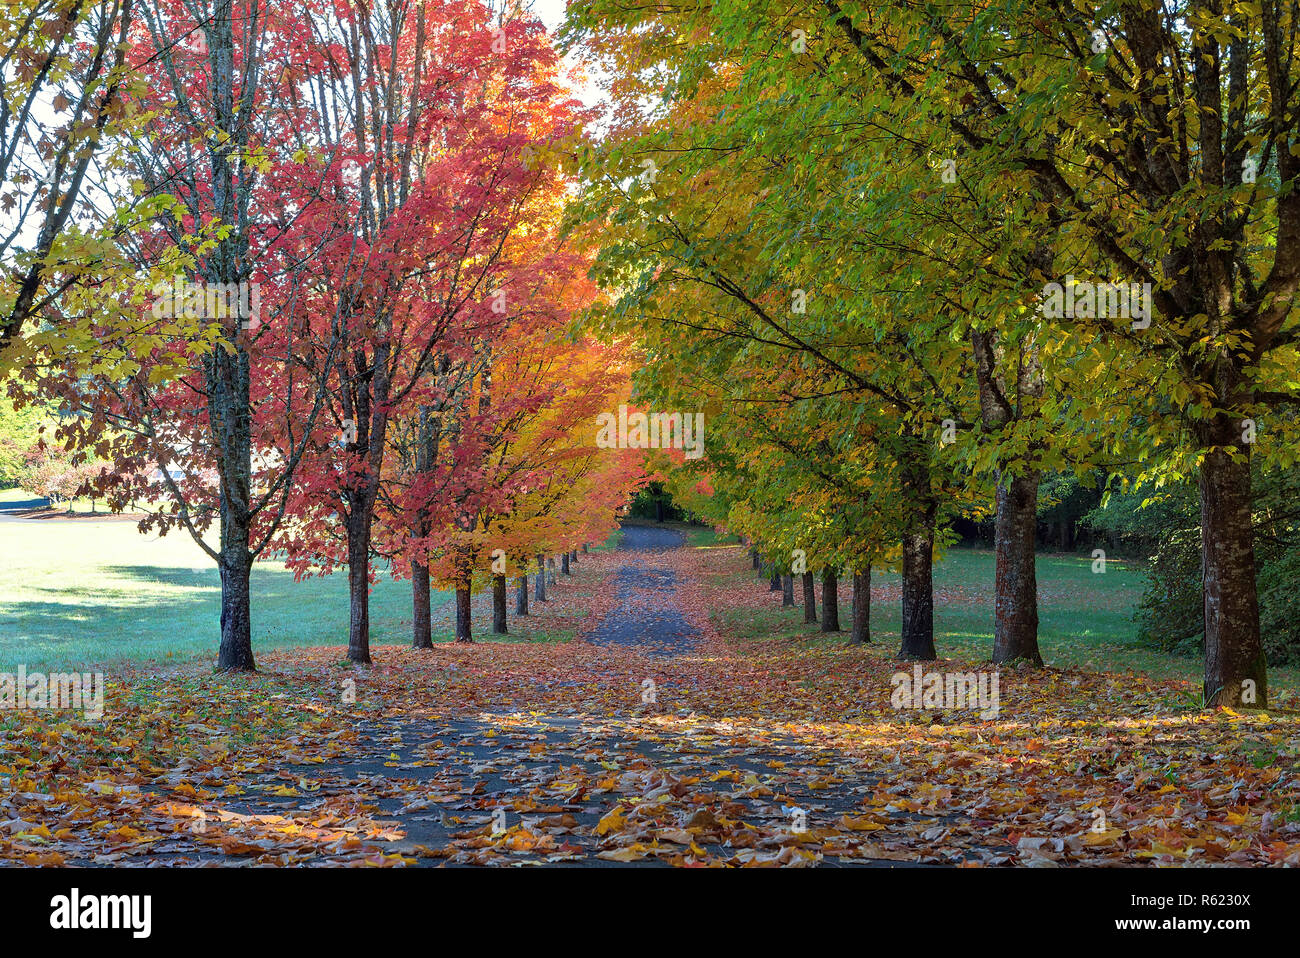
3,530,1299,867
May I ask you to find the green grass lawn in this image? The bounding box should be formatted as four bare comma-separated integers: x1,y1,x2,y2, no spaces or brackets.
0,506,450,672
683,524,741,548
713,545,1300,700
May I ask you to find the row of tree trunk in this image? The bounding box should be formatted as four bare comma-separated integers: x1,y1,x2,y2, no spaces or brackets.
412,547,585,647
754,552,868,645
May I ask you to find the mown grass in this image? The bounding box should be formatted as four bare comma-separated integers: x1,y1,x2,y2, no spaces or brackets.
714,545,1300,702
683,524,742,548
0,503,621,670
0,510,448,672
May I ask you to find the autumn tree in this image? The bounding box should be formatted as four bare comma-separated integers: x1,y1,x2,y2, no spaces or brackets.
0,0,136,367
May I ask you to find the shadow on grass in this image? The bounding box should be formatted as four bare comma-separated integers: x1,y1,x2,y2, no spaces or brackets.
0,563,433,670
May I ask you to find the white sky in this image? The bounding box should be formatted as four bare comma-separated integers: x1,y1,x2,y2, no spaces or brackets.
530,0,566,32
528,0,607,113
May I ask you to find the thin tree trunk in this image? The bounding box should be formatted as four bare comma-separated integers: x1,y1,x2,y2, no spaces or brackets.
211,332,254,672
782,573,794,606
455,578,472,643
970,327,1044,668
821,570,840,632
582,543,588,554
535,553,547,602
561,552,570,575
802,571,817,624
411,407,435,649
492,573,508,634
993,471,1043,666
346,506,373,663
412,559,432,649
851,567,870,644
769,567,781,591
515,574,528,616
752,549,761,569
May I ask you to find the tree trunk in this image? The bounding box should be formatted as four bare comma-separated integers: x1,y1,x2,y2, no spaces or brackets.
582,543,588,554
655,497,664,522
345,506,372,663
570,548,578,564
752,549,761,569
561,552,570,575
821,570,840,632
769,567,781,591
455,580,472,643
412,559,432,649
211,319,255,672
515,574,528,616
1199,427,1266,707
851,567,870,644
492,573,508,634
216,547,254,670
547,556,557,585
802,571,817,624
782,573,794,607
993,471,1043,666
411,409,435,650
535,553,547,602
899,531,935,659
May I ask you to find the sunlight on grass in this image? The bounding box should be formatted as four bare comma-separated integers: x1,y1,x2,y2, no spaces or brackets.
0,515,450,671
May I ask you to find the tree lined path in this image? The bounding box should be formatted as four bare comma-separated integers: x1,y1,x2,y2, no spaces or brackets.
5,528,1297,868
583,525,700,659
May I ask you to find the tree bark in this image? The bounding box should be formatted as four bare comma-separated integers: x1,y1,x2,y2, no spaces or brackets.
782,573,794,607
412,559,432,648
492,573,508,634
561,552,570,575
211,309,255,672
455,579,472,643
345,505,373,663
769,567,781,591
535,553,547,602
411,407,435,649
821,570,840,632
1199,422,1266,706
216,547,254,670
898,435,937,660
969,327,1044,668
802,571,817,624
899,532,935,659
993,471,1043,666
752,549,761,570
851,567,870,644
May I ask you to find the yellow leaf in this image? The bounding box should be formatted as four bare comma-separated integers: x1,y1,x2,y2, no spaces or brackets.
595,807,625,836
